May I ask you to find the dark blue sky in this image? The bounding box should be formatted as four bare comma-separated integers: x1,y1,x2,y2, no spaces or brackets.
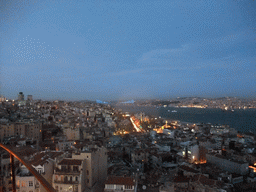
1,0,255,101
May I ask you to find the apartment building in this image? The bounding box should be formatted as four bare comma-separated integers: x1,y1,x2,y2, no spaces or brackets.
63,127,80,141
206,153,249,175
0,121,42,143
104,176,135,192
72,146,108,188
15,151,64,192
52,159,84,192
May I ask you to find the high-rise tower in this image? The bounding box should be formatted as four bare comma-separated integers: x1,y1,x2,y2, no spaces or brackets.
27,95,33,101
18,92,24,101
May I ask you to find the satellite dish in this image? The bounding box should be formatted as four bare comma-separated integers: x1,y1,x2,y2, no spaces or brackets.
142,185,146,190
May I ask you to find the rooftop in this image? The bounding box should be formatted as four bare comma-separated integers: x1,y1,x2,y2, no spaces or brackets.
105,176,134,186
58,159,82,165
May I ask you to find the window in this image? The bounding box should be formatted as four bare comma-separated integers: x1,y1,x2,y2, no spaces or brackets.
76,176,79,182
29,181,33,187
61,165,66,171
16,180,20,188
106,185,114,189
87,170,89,175
87,179,89,183
73,166,79,172
21,181,26,187
125,185,133,189
70,176,72,181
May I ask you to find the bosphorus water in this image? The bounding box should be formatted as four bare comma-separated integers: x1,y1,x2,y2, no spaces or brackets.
115,105,256,134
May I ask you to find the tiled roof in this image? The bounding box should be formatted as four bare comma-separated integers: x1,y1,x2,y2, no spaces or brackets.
58,159,82,165
12,146,39,157
179,165,200,173
30,151,64,166
105,176,134,185
190,174,223,188
173,175,190,183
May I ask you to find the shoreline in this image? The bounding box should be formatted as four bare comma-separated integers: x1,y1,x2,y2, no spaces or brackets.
113,105,256,134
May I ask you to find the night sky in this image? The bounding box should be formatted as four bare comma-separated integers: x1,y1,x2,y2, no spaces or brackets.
1,0,256,101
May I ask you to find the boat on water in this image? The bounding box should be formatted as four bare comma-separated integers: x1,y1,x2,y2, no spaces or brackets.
221,107,234,112
172,110,177,113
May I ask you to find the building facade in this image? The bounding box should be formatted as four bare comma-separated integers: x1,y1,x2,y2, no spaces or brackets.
206,153,249,175
0,121,42,143
52,159,84,192
72,146,108,188
104,176,135,192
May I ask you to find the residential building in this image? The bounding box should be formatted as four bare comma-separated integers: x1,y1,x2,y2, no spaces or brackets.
72,146,108,188
63,127,80,141
104,176,135,192
27,95,33,101
52,159,84,192
16,151,64,192
18,92,24,101
0,121,42,144
183,144,199,163
206,153,249,175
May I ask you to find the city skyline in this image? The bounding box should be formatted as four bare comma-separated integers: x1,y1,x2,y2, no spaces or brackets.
1,0,256,100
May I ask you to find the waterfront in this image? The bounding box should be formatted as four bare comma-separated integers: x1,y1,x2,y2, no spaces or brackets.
115,105,256,134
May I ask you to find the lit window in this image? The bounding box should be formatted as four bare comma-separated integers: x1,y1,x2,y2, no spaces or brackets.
16,180,20,188
21,181,26,187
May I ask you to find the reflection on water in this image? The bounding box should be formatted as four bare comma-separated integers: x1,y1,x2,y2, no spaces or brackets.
115,105,256,133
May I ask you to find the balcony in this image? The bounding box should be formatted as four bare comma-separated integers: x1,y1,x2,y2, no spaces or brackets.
55,168,80,175
53,180,79,184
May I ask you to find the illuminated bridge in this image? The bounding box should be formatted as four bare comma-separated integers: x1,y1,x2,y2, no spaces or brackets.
0,143,56,192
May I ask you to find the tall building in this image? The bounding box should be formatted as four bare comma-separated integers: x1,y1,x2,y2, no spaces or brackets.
72,146,108,188
0,95,6,102
18,92,24,101
183,144,199,163
52,145,107,192
27,95,33,101
0,121,42,144
52,159,84,192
